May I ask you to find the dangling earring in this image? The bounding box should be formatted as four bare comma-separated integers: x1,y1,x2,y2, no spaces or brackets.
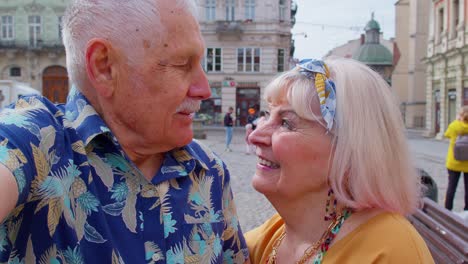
324,188,337,221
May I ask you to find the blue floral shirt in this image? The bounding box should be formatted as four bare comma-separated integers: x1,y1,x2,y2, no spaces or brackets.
0,87,248,264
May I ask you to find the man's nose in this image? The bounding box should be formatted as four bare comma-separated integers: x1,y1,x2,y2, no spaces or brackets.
188,65,211,100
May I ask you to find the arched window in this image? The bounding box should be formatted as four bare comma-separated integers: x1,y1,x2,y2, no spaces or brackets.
9,67,21,77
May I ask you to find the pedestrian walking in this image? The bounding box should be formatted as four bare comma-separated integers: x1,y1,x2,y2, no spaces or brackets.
247,108,258,130
245,123,255,154
224,106,234,151
444,106,468,211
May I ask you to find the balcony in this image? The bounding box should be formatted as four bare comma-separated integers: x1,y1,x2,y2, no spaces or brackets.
216,20,243,39
291,1,298,26
0,39,64,51
291,1,298,16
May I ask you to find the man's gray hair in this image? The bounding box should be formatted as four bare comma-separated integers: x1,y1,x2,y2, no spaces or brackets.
62,0,197,89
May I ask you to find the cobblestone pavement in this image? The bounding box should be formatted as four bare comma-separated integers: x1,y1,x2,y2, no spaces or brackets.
197,128,466,232
407,134,465,212
197,128,272,232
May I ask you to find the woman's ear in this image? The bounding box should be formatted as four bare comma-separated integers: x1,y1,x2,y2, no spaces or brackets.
85,38,119,98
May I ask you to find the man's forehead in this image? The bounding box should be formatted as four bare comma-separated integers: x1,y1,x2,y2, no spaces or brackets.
158,0,193,16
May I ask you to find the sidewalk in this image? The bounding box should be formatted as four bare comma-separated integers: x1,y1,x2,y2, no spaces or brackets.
408,136,466,212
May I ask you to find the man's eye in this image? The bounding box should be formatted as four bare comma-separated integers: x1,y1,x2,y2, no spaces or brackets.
173,59,192,70
176,62,191,68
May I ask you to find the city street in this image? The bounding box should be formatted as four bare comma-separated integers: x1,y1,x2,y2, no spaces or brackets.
197,127,466,232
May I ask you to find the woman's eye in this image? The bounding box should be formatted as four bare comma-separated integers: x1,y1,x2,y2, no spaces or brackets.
281,119,293,130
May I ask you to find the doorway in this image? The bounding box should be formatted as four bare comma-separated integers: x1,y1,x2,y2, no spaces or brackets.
236,87,260,126
434,90,440,134
447,89,456,124
42,66,69,103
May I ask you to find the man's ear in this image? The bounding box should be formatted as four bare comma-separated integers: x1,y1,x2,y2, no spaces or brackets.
85,38,118,98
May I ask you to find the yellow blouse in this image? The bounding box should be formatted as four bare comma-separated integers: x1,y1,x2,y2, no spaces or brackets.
444,119,468,171
245,213,434,264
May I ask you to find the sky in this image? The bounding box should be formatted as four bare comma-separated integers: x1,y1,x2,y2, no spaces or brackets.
292,0,397,59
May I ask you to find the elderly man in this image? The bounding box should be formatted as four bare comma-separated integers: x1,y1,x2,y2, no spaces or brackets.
0,0,248,263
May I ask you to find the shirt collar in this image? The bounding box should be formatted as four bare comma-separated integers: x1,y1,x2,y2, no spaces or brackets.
170,142,209,171
65,85,111,146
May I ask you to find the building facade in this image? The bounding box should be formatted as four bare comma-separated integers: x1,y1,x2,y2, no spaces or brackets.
324,35,394,60
195,0,295,125
425,0,467,138
0,0,70,104
392,0,429,129
0,0,295,123
352,14,394,84
324,14,394,84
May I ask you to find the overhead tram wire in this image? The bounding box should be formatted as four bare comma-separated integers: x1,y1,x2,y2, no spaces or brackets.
294,21,363,33
194,3,364,33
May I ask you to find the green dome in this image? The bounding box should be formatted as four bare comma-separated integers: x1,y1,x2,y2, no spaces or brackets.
353,44,393,65
365,19,381,31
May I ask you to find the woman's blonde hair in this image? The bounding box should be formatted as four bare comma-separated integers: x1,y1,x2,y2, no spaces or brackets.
263,57,422,215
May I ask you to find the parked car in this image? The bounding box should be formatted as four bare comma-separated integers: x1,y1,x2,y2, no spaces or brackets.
0,80,40,108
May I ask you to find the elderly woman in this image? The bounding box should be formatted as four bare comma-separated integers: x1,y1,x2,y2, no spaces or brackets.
245,58,434,263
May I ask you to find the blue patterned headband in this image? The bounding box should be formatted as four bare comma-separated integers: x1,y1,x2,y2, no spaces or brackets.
297,59,337,132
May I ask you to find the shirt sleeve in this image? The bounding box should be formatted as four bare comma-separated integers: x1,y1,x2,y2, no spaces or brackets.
0,128,38,208
0,103,52,207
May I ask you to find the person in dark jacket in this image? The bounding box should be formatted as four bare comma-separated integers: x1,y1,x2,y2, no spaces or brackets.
224,106,234,151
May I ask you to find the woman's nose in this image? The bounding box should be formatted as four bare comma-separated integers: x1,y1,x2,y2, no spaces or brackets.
248,119,271,147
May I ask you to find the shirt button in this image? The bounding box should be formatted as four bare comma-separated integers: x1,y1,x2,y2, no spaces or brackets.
152,254,161,261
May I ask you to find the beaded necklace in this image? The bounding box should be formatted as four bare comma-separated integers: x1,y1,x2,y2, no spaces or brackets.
266,209,352,264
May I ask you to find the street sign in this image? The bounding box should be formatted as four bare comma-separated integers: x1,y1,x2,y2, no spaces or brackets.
222,80,236,87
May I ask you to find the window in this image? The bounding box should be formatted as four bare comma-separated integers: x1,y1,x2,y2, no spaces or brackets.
277,49,285,72
1,16,14,40
245,0,255,20
452,0,459,38
438,8,444,35
28,15,41,47
237,47,260,72
226,0,235,21
279,0,286,21
58,16,63,40
453,0,459,26
206,0,216,21
204,48,222,72
10,67,21,77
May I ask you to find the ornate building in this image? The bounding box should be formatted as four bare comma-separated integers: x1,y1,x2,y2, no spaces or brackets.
196,0,295,125
0,0,69,104
424,0,467,138
352,14,394,84
325,14,394,84
0,0,295,124
392,0,429,129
